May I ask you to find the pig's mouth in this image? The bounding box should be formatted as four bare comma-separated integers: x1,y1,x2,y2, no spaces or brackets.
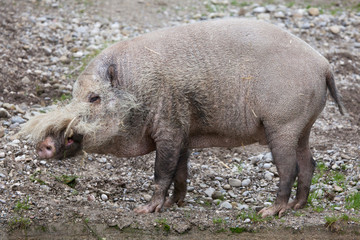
62,132,83,158
65,132,83,148
61,117,83,158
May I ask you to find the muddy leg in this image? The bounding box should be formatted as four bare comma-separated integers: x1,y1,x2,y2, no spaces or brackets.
164,149,189,208
289,129,315,209
259,136,298,218
134,139,184,213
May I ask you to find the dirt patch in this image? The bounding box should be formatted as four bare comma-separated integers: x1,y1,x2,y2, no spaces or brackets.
1,0,360,239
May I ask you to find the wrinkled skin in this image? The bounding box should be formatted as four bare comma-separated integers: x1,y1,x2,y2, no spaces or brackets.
20,19,344,218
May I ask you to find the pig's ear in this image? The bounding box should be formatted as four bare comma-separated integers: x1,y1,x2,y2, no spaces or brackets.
107,64,118,88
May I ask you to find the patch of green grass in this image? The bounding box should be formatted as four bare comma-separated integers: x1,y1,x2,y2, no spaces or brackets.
55,175,79,188
14,196,30,212
235,164,243,173
331,204,340,210
345,192,360,210
71,189,79,195
308,190,321,206
287,2,295,8
265,0,275,5
9,216,31,230
229,227,247,233
213,218,225,224
330,171,347,189
9,196,32,230
155,218,170,232
333,172,345,183
341,214,349,221
325,215,338,226
353,3,360,12
60,93,72,101
294,211,304,217
205,2,227,13
313,206,324,213
205,3,217,13
230,1,250,7
30,171,47,185
237,210,271,222
312,161,327,184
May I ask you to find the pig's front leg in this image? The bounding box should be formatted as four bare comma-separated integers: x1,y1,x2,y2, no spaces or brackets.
134,137,186,213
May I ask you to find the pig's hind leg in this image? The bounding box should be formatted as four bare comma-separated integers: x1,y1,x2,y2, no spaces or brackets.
259,129,298,217
288,128,315,210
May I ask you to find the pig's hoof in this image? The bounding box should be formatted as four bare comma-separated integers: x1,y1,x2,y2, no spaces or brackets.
163,198,175,208
259,204,289,218
287,199,307,210
134,201,164,213
163,198,185,208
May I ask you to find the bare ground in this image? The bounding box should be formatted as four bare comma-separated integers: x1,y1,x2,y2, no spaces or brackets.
0,0,360,239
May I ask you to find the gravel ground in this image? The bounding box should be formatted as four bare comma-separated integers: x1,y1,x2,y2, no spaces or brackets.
0,0,359,239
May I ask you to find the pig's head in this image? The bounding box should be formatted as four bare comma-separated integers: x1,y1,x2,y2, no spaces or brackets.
19,51,141,159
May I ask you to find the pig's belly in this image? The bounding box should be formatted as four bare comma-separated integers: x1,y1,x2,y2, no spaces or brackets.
188,133,267,149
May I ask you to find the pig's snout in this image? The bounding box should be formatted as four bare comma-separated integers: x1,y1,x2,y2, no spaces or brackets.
36,137,56,159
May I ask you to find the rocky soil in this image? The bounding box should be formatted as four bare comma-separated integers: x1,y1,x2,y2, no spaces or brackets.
0,0,359,239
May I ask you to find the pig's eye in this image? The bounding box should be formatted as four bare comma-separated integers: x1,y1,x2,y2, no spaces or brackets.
89,94,100,103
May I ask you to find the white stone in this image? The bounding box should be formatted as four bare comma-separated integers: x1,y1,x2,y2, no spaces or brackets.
143,194,152,202
21,76,31,84
263,163,272,169
229,178,242,187
257,13,270,21
242,179,251,187
308,7,320,16
333,185,343,192
204,187,215,197
101,194,108,201
263,152,273,162
253,6,266,13
274,11,286,18
265,172,274,181
330,25,340,34
73,51,83,58
237,204,249,210
220,201,232,209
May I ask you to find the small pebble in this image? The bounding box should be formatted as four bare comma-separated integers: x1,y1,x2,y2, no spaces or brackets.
220,201,232,209
211,191,223,200
265,172,274,181
253,6,266,13
229,178,242,187
143,194,152,202
330,25,340,34
101,194,108,201
308,7,320,16
333,185,343,192
10,116,26,124
0,108,11,118
205,187,215,198
242,179,251,187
